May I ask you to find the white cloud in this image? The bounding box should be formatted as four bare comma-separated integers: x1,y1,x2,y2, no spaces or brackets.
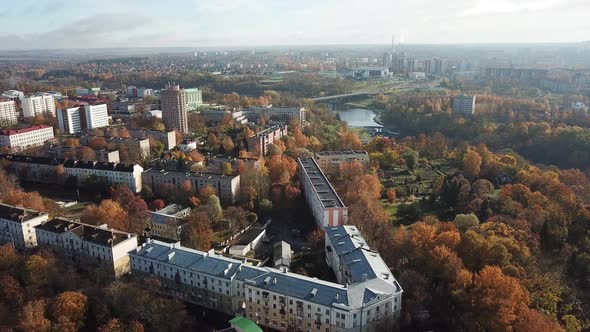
460,0,566,16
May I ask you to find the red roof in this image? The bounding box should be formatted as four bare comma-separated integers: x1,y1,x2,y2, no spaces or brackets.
0,125,52,136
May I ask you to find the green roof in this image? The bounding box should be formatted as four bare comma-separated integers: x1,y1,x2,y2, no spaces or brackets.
229,316,262,332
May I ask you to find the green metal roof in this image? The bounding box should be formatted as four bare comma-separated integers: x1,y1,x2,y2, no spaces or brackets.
229,316,262,332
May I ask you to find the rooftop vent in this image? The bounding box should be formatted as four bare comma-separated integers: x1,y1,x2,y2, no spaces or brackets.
311,288,317,297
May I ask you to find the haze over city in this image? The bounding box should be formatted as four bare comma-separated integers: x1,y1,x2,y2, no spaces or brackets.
0,0,589,49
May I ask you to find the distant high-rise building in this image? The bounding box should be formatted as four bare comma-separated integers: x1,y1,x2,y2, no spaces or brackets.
434,58,445,75
424,59,432,75
161,84,188,133
452,95,476,115
383,53,393,70
184,88,203,110
0,100,18,126
22,95,56,118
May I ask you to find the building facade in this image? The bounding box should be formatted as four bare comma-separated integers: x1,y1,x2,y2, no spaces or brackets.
185,88,203,110
57,107,83,134
84,103,109,129
22,95,56,118
0,204,49,249
161,84,189,133
246,125,288,156
0,125,55,149
142,168,240,203
0,154,144,193
128,129,177,150
315,151,370,173
35,218,138,277
144,204,191,241
129,240,402,332
298,158,348,227
0,100,18,126
246,106,306,125
452,95,476,115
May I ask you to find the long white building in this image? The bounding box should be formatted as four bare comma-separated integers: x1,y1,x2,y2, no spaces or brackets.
130,239,402,332
0,154,144,193
35,218,138,278
298,158,348,227
0,100,18,126
0,203,49,249
0,125,55,150
315,151,370,173
22,95,56,118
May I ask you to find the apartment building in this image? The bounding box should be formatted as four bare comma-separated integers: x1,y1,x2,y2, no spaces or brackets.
35,218,138,277
130,239,402,332
185,88,203,110
57,106,83,134
144,204,191,241
142,168,240,203
0,154,144,193
47,146,120,163
22,95,56,118
84,103,109,129
298,158,348,227
0,125,55,149
128,129,177,150
246,106,306,124
247,125,288,156
0,204,49,249
0,100,18,126
161,83,189,133
452,95,476,115
315,151,370,173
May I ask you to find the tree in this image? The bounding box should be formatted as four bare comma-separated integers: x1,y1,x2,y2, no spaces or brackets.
50,291,88,331
308,228,325,250
63,138,80,148
386,188,397,203
181,211,213,251
98,319,126,332
453,214,480,232
149,199,165,211
81,200,129,231
403,150,419,170
76,146,96,161
268,155,297,185
222,137,235,153
338,128,362,150
222,162,233,176
18,300,50,332
199,185,217,200
463,266,529,332
463,149,483,179
88,136,108,150
205,195,223,222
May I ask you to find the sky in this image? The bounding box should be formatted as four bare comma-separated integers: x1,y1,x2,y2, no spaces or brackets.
0,0,588,49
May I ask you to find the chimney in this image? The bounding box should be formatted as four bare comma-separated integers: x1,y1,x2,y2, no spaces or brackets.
362,273,368,281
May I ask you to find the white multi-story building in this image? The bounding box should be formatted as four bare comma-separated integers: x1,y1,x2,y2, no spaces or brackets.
22,95,56,118
0,125,55,149
57,106,83,134
142,168,240,203
185,88,203,110
0,154,144,193
35,218,138,277
84,103,109,129
129,239,402,332
0,100,18,126
298,158,348,227
315,151,370,173
0,203,49,249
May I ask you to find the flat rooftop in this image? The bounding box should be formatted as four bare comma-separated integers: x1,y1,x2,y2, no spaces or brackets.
317,150,368,156
0,203,45,223
298,158,345,208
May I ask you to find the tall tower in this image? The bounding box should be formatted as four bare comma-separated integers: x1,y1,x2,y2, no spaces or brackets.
161,83,188,133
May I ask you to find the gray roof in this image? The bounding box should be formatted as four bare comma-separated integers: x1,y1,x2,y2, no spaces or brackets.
298,158,345,208
131,240,242,279
341,248,393,285
325,225,369,256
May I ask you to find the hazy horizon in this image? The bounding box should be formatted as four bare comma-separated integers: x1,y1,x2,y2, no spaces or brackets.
0,0,589,50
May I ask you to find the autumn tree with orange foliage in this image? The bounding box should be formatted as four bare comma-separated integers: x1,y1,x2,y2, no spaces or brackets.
81,200,129,231
267,154,297,185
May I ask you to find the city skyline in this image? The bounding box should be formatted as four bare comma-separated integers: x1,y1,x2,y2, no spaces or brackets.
0,0,588,50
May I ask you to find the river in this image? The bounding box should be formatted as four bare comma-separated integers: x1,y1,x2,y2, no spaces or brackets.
333,107,382,128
